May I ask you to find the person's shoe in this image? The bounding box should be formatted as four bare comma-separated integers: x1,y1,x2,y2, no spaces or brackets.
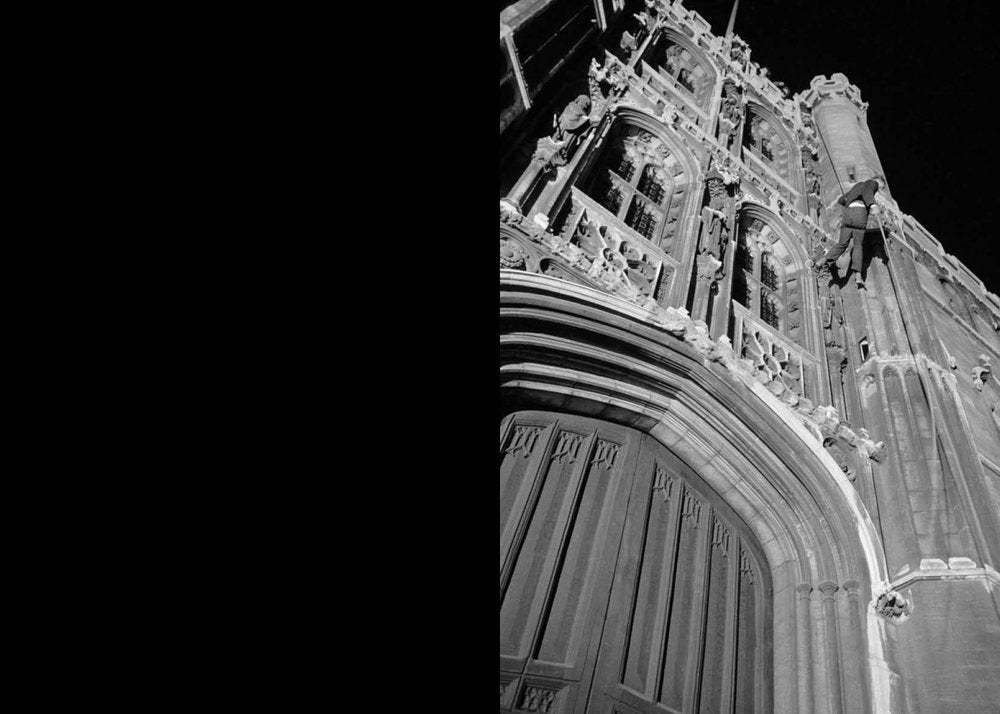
855,276,866,290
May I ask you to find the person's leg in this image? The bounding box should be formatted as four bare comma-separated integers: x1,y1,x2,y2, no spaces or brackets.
818,225,852,266
849,227,867,287
849,228,865,274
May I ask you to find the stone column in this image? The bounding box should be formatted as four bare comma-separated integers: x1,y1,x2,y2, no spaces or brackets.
795,584,814,712
818,581,844,714
841,580,870,714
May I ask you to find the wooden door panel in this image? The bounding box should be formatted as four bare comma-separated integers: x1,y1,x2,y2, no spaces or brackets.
584,435,771,714
501,421,554,574
500,427,593,663
500,412,640,713
500,414,771,713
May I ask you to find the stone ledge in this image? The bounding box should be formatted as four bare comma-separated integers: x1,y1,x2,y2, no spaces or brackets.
887,559,1000,591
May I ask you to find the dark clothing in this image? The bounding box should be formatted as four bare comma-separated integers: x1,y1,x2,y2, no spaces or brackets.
822,180,880,275
837,179,880,209
824,223,866,273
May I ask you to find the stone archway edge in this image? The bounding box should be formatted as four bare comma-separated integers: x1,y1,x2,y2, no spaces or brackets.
502,270,898,712
499,266,886,465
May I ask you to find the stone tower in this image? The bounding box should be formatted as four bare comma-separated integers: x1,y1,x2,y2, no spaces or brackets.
499,1,1000,712
805,73,888,198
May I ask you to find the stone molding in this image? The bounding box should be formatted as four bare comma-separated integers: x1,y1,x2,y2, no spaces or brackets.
888,558,999,587
501,205,886,466
500,270,895,713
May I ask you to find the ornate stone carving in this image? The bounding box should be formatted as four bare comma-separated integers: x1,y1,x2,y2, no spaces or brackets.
572,212,606,256
622,130,672,184
591,440,621,469
698,168,731,259
653,464,677,502
718,80,744,149
504,425,543,458
500,199,524,226
739,548,755,583
551,432,584,464
531,95,593,175
620,30,638,55
621,242,660,298
973,354,992,391
552,95,592,143
681,490,702,525
728,35,749,66
712,520,730,556
695,253,723,282
498,224,888,465
518,686,557,713
804,405,885,463
740,323,805,401
500,239,528,270
823,436,856,481
875,590,911,620
664,44,683,76
589,56,629,120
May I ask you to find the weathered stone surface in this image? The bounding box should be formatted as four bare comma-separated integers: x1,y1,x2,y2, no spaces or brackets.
500,2,1000,712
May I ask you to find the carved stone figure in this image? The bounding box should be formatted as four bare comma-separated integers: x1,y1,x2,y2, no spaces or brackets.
699,170,730,259
823,437,856,481
718,81,743,149
729,36,748,65
532,95,594,173
553,95,592,142
720,83,743,125
588,57,628,119
620,31,638,54
664,44,683,76
621,243,659,297
973,354,992,391
747,115,773,162
677,67,694,93
696,252,723,281
875,590,911,620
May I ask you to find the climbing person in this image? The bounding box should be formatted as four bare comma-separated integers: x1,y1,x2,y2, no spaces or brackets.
811,175,885,289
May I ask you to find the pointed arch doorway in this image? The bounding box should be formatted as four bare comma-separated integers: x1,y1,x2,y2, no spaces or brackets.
500,410,772,714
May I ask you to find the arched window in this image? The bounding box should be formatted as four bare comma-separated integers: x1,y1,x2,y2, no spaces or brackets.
731,212,804,344
734,219,785,330
729,211,811,399
742,107,792,186
582,121,690,253
652,38,715,113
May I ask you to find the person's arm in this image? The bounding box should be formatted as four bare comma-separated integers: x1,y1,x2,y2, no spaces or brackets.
862,179,879,207
839,182,863,205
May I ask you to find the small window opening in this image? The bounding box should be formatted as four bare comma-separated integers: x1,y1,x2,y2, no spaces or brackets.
859,337,870,362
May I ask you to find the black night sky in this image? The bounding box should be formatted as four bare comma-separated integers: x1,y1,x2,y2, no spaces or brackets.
684,0,1000,296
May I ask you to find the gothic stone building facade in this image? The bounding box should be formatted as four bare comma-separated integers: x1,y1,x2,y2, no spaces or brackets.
499,1,1000,712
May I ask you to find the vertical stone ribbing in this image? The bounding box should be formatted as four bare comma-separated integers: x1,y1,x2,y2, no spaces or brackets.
795,584,814,712
841,580,869,714
818,582,844,714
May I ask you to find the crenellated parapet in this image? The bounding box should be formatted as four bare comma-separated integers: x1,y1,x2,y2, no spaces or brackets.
797,73,869,114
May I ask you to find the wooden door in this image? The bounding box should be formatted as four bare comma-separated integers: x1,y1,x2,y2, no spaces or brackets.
500,411,771,714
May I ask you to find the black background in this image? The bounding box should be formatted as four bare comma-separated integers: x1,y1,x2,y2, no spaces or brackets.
684,0,1000,295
